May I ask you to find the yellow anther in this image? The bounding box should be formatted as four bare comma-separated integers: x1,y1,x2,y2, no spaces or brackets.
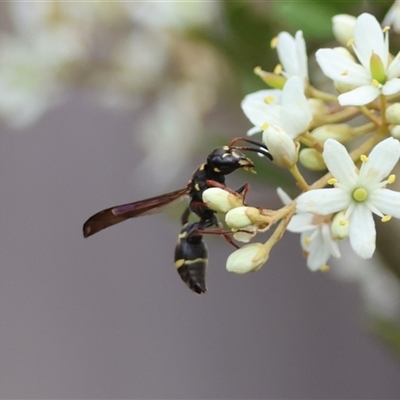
339,219,348,226
346,38,355,47
304,236,312,245
382,215,392,222
383,25,391,33
261,122,269,130
320,265,330,272
273,63,283,75
360,154,369,162
341,70,349,76
388,174,396,184
327,178,337,185
264,96,275,104
372,79,380,88
270,36,278,49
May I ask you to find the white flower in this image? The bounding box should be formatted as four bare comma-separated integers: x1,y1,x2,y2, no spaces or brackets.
316,13,400,106
277,188,341,271
275,30,308,83
383,0,400,33
241,76,312,137
296,137,400,259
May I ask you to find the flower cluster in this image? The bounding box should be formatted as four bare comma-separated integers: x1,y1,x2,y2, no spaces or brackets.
203,5,400,275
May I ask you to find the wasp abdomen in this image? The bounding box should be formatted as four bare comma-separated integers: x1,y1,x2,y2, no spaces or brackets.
174,223,208,294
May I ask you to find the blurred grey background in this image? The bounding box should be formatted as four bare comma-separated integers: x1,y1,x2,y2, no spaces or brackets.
1,2,400,399
1,97,400,399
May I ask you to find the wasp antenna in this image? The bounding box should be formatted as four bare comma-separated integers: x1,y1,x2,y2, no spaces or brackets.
229,137,268,150
231,145,273,160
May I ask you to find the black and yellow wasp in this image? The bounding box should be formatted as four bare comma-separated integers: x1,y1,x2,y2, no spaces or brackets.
83,138,272,294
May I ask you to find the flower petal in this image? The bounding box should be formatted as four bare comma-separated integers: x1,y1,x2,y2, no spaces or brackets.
323,139,358,186
287,213,315,232
276,31,298,77
316,48,370,85
280,76,312,136
295,31,308,80
387,50,400,78
353,13,387,69
241,90,282,128
338,85,380,106
302,229,331,271
296,188,349,215
359,137,400,184
349,204,376,258
321,223,341,258
369,188,400,218
382,78,400,95
276,187,292,205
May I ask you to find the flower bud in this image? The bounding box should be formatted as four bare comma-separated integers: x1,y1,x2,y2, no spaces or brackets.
225,206,260,229
331,211,349,240
311,124,353,143
299,148,326,171
332,14,356,46
386,103,400,125
262,124,297,168
308,98,329,126
390,125,400,139
202,187,243,213
226,243,269,274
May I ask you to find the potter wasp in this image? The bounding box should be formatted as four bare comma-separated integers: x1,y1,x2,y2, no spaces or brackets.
83,137,272,294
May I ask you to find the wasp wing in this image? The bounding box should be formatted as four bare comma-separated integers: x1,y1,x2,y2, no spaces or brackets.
83,187,189,238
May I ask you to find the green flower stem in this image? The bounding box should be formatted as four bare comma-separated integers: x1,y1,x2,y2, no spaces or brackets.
262,206,295,251
351,122,376,136
300,131,324,153
307,85,338,103
380,94,388,129
358,105,381,125
289,163,309,191
323,106,360,124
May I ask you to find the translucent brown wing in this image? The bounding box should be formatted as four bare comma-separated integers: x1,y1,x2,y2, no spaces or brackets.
83,187,189,238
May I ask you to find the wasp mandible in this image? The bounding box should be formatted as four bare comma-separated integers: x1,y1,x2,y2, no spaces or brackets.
83,137,272,294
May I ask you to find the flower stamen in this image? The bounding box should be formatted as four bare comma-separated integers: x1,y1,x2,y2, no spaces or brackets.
270,36,278,49
360,154,368,162
263,96,275,104
261,122,269,130
382,215,392,222
273,64,283,75
327,178,337,185
371,79,381,88
388,174,396,184
320,265,330,272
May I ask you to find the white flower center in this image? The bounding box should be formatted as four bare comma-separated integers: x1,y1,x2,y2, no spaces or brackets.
352,187,368,202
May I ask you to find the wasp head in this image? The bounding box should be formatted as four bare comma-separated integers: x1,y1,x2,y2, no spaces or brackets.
207,146,255,175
